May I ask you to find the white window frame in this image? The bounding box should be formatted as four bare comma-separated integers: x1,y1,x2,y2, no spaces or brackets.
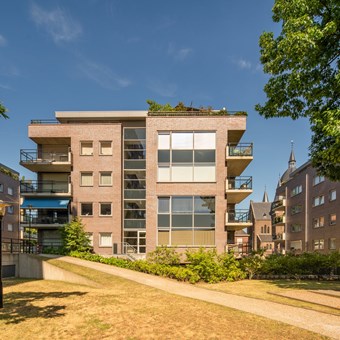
80,172,93,187
313,195,325,207
80,202,93,216
291,185,302,197
80,141,93,156
329,189,336,202
7,187,13,195
99,202,112,216
99,141,112,156
99,172,112,186
313,216,324,228
313,175,325,186
329,238,336,250
314,239,324,250
99,232,112,247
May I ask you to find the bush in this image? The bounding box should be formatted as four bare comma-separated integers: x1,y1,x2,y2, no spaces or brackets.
240,250,265,279
147,246,181,265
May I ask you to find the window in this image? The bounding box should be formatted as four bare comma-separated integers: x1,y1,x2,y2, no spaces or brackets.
80,141,93,155
313,195,324,207
329,238,336,250
7,187,13,195
0,183,3,192
99,172,112,186
291,185,302,197
329,189,336,201
314,239,324,250
290,240,302,250
7,205,14,214
100,141,112,155
158,131,216,183
313,216,324,228
313,175,325,186
291,224,302,232
7,223,13,232
100,203,112,216
157,196,215,246
99,233,112,247
80,172,93,186
291,205,302,215
330,214,336,225
81,203,93,216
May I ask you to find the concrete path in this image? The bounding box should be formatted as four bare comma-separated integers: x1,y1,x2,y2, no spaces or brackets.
57,256,340,340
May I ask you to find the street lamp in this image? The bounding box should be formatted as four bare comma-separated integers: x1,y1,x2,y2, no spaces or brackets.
0,200,10,309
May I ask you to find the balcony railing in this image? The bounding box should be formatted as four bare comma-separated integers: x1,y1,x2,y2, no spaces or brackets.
227,143,253,157
226,176,252,190
226,242,252,255
272,199,286,210
226,210,250,223
30,119,60,124
20,150,70,163
273,215,286,224
21,180,70,194
21,214,68,225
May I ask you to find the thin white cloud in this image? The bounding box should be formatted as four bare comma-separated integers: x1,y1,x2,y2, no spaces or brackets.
147,78,177,98
0,83,11,90
78,60,132,91
236,58,252,69
168,43,193,61
0,34,7,47
30,3,82,44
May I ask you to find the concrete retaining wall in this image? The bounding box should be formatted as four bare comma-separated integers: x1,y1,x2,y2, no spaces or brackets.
18,254,96,286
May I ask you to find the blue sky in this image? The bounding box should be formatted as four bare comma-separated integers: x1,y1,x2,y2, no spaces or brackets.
0,0,311,206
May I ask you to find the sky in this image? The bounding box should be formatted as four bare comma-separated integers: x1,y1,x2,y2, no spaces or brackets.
0,0,312,207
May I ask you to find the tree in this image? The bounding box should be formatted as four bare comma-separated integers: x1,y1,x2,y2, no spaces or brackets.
255,0,340,180
0,102,9,119
61,217,92,254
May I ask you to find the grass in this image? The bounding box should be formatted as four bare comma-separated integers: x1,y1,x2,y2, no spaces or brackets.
0,260,330,340
198,279,340,316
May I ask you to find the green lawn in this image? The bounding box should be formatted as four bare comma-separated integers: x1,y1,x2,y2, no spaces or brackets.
0,260,330,340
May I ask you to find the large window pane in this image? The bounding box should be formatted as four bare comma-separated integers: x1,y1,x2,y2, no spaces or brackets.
158,215,170,228
171,166,193,182
100,141,112,155
171,230,193,245
158,231,169,245
158,197,170,213
100,172,112,186
172,197,193,213
194,214,215,228
194,230,215,245
80,141,93,155
100,203,112,216
124,150,146,159
194,150,215,163
172,132,193,149
158,166,170,182
124,128,146,140
124,219,146,228
194,132,216,150
124,180,146,189
124,171,146,180
99,233,112,247
124,160,146,169
158,150,170,163
172,150,193,163
158,133,170,149
172,214,192,228
194,197,215,213
124,140,146,150
124,210,146,219
81,172,93,186
81,203,93,216
194,166,215,182
124,190,146,199
124,200,146,209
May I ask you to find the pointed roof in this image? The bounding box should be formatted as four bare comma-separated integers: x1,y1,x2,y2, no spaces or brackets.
280,142,297,184
250,201,272,221
262,188,269,202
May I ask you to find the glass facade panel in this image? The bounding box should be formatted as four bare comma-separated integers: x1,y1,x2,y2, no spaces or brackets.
124,128,146,140
158,133,170,150
194,132,216,150
194,230,215,245
172,197,193,213
158,150,170,163
194,214,215,228
124,171,146,180
172,132,193,149
194,150,215,163
124,219,146,228
124,190,146,199
100,203,111,216
81,203,93,216
158,166,170,182
124,140,146,150
171,165,193,182
194,166,215,182
172,214,193,228
171,230,193,245
158,215,170,228
194,196,215,213
172,150,193,163
158,231,169,245
124,150,146,159
124,180,146,189
158,197,170,213
124,210,146,219
124,160,146,169
124,200,146,209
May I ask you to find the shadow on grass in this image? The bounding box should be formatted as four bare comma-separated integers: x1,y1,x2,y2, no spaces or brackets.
268,280,340,291
0,291,87,324
3,278,38,288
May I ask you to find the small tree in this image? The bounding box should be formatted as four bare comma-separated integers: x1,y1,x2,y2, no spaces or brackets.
240,250,265,280
61,217,92,254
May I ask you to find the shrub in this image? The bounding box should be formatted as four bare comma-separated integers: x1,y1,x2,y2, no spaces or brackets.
240,250,265,279
147,246,181,265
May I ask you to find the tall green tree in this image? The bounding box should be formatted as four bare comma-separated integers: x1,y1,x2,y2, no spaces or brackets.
61,217,92,254
0,102,9,119
256,0,340,180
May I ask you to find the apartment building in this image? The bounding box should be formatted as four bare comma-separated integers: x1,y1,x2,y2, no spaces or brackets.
19,109,253,256
0,163,20,241
272,150,340,253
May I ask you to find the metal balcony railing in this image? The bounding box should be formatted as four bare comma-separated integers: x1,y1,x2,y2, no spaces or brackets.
30,119,60,124
20,180,70,194
273,215,285,224
226,210,250,223
21,215,68,225
272,199,286,210
227,176,252,190
20,150,70,163
227,143,253,156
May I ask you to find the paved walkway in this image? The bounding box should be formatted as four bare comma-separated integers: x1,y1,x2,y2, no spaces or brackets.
57,256,340,340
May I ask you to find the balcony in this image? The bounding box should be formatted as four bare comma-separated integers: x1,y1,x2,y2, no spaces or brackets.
226,143,253,176
273,215,286,225
21,213,69,228
273,233,286,242
20,180,71,196
225,209,252,230
20,149,72,172
272,198,286,211
225,176,253,204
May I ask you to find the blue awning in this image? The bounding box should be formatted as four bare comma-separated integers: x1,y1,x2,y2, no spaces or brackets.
21,198,70,209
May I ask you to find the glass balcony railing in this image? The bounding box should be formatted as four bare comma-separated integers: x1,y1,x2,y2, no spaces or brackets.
226,176,252,190
21,180,70,194
226,210,250,223
227,143,253,157
20,150,70,163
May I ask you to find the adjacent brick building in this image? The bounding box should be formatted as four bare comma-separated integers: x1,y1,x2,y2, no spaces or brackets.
20,109,253,256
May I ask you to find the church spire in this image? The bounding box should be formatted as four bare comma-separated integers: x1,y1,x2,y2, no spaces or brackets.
289,140,296,169
262,186,269,202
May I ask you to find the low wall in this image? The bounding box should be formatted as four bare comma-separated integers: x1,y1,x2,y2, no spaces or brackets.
2,254,19,277
18,254,96,286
